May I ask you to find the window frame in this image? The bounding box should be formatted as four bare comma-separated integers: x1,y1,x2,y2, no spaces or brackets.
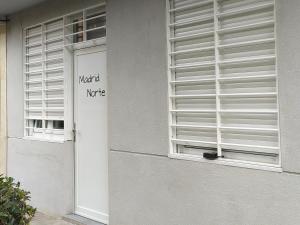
166,0,281,172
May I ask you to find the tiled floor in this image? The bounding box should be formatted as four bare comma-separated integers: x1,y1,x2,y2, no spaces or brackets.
31,212,75,225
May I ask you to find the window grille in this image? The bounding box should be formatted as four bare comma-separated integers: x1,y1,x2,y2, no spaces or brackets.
24,3,106,141
64,4,106,47
167,0,280,170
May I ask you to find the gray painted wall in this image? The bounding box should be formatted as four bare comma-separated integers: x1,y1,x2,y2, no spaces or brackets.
110,151,300,225
7,138,74,215
107,0,300,224
107,0,169,156
6,0,100,216
277,0,300,173
6,0,300,223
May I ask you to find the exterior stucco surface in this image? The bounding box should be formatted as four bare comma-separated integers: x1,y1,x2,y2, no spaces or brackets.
7,14,23,138
107,0,169,156
109,150,300,225
277,0,300,173
107,0,300,224
7,138,74,216
5,0,300,223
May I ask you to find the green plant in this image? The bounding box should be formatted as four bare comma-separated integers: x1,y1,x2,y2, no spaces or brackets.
0,175,36,225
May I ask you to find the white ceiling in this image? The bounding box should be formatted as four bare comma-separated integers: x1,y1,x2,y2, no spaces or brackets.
0,0,46,17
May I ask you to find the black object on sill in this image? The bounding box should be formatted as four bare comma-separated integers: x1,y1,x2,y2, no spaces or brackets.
203,152,218,160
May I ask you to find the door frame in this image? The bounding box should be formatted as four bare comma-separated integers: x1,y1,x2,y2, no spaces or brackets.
73,44,108,223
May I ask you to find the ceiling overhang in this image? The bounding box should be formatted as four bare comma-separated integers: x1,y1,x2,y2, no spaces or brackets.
0,0,47,18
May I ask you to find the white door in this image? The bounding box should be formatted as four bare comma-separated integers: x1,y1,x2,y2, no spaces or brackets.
74,46,108,224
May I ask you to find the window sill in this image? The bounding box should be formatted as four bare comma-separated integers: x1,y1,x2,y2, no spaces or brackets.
169,153,282,172
23,136,72,144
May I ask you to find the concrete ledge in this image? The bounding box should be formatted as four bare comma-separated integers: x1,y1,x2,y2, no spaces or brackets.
63,214,105,225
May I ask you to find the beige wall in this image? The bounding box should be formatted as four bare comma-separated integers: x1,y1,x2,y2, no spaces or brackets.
0,22,6,175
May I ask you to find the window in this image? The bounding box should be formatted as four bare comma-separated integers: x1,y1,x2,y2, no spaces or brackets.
24,3,106,141
167,0,280,170
64,4,106,46
24,18,65,141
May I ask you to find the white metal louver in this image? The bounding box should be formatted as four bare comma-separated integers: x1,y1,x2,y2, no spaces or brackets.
24,3,106,141
167,0,280,170
24,18,65,140
64,3,106,48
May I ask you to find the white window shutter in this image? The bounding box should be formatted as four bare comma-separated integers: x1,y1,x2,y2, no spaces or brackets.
24,18,65,141
168,0,280,169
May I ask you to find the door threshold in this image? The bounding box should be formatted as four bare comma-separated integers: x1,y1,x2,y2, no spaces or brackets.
63,214,105,225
